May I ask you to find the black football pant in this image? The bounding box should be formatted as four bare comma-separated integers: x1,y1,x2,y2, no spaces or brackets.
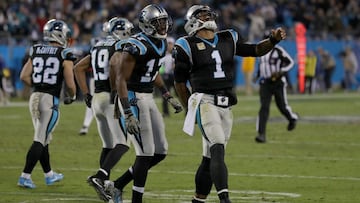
257,78,295,135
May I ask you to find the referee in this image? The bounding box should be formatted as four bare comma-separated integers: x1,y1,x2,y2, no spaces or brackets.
254,31,298,143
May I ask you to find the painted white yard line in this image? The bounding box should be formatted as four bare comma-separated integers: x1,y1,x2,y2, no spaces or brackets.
149,170,360,182
170,152,360,161
2,166,360,182
1,189,300,203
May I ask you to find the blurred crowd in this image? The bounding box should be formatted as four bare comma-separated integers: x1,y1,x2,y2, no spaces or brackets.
0,0,360,46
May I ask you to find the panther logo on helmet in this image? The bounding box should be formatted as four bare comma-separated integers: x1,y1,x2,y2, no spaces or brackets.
138,4,172,39
184,5,218,36
43,19,72,48
108,17,134,40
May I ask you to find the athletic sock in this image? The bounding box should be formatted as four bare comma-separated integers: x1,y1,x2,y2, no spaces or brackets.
132,189,144,203
23,141,43,174
195,157,212,195
99,148,111,166
40,145,51,173
114,167,133,190
149,153,166,168
210,144,228,191
101,144,129,174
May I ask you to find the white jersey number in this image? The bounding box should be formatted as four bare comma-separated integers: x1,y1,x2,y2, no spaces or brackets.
211,50,225,78
92,49,110,81
140,57,165,82
32,57,60,84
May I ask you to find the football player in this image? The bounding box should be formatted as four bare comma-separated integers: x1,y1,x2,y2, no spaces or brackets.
18,19,76,189
74,17,133,202
173,5,286,203
105,4,182,203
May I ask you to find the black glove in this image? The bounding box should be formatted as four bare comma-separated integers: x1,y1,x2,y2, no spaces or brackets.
84,93,93,108
64,95,76,105
163,92,183,113
124,108,140,134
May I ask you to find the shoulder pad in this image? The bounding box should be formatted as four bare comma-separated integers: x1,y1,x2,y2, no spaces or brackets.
217,29,238,42
175,37,191,58
124,38,147,55
123,44,140,55
61,48,77,61
115,39,128,51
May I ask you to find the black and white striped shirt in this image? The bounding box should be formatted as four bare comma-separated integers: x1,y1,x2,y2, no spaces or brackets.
257,45,294,79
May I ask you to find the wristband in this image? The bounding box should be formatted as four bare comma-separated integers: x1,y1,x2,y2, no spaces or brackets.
159,86,168,95
269,34,280,45
124,108,132,115
120,97,131,109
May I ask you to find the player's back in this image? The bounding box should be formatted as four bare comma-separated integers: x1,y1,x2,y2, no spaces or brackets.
90,36,118,93
30,44,70,98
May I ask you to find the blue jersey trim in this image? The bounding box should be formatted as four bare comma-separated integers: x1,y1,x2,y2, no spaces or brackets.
197,34,219,47
139,33,165,56
115,40,128,51
127,38,147,55
175,37,191,58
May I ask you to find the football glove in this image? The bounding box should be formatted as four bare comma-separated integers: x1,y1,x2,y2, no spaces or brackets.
124,108,140,134
163,92,183,113
84,93,93,108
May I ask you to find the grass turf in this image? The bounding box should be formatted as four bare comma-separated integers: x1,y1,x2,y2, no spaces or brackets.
0,92,359,202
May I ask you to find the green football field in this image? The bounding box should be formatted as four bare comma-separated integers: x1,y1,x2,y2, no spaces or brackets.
0,92,359,203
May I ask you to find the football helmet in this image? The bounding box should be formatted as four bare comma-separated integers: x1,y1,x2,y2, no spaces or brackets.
102,21,110,34
138,4,172,39
43,19,71,47
108,17,134,40
184,5,218,36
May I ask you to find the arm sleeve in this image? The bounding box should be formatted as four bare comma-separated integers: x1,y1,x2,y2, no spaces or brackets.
173,46,191,83
235,40,257,57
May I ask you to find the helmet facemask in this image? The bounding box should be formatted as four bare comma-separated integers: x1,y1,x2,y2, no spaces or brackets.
139,4,172,39
184,5,218,36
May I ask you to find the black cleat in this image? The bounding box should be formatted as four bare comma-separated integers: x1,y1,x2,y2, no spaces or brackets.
255,134,266,143
287,119,297,131
220,198,232,203
87,176,111,202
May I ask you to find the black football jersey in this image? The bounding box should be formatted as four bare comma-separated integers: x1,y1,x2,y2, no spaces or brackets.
90,36,120,93
174,29,256,95
122,33,167,93
30,44,73,97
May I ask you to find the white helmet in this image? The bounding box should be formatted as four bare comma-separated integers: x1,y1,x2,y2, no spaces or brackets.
43,19,71,47
184,5,218,36
138,4,172,39
108,17,134,40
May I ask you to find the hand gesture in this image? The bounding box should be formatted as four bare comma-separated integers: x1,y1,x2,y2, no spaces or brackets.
124,109,140,134
271,27,286,41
